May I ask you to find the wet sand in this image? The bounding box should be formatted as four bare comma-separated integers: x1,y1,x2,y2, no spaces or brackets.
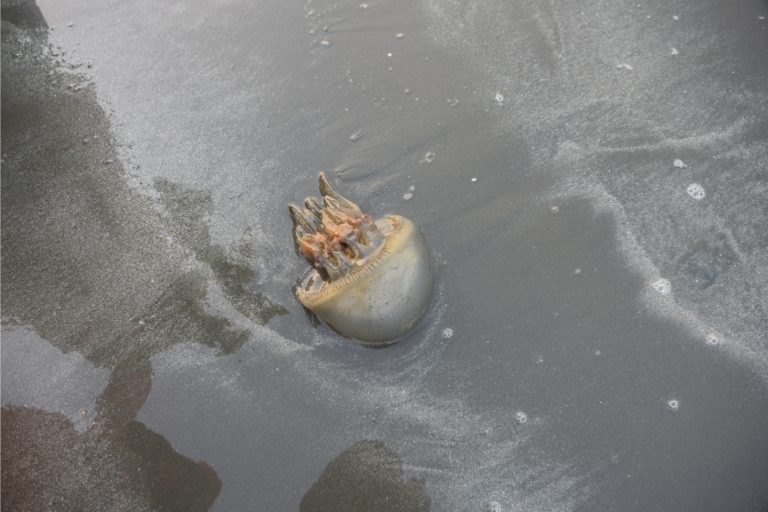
2,0,768,510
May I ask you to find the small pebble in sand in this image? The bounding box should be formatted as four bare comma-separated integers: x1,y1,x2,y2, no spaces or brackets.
387,52,392,57
616,63,634,71
672,15,679,21
320,39,330,47
421,151,435,164
402,192,413,201
396,33,404,39
573,268,582,275
359,3,368,8
759,16,765,21
673,159,686,168
670,47,679,56
471,177,478,183
66,22,74,27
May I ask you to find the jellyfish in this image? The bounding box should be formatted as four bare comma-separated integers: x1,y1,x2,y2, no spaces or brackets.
289,173,434,345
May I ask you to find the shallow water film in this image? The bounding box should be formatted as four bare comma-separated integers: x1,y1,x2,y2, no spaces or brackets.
2,0,768,510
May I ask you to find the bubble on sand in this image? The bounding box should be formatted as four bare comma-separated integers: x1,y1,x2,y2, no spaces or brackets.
494,92,505,104
320,39,330,47
515,411,528,424
441,327,454,339
616,63,634,71
667,399,680,411
705,333,720,346
403,192,413,201
686,183,706,200
651,278,671,295
421,151,435,164
486,501,502,512
673,159,686,168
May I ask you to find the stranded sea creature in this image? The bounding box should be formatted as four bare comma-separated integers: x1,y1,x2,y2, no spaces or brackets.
289,173,434,345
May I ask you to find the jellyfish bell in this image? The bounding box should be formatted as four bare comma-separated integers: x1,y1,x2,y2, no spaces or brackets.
289,173,434,345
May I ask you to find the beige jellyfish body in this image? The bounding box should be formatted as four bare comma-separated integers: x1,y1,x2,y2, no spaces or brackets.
289,173,434,345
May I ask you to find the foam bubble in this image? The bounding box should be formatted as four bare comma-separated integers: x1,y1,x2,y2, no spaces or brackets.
651,278,671,295
686,183,706,200
705,333,720,346
421,151,435,164
673,159,686,168
494,92,505,104
403,192,413,201
667,399,680,411
486,501,503,512
441,327,454,339
515,411,528,424
616,63,634,71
